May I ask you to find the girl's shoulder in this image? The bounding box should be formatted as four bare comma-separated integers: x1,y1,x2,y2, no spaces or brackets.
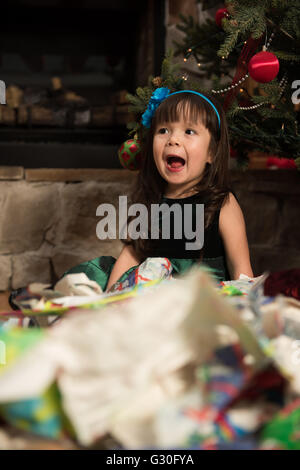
219,192,244,232
161,190,238,217
220,191,239,209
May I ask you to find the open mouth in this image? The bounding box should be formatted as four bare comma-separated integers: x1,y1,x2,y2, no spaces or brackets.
166,156,186,171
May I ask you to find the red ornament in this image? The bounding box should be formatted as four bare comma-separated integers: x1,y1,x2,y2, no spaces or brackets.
118,138,142,171
248,51,279,83
215,8,228,27
267,156,296,170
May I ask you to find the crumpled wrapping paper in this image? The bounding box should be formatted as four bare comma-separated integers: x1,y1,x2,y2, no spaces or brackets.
0,268,266,447
108,257,174,293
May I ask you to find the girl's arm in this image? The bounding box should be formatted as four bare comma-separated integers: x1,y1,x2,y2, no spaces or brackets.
219,193,254,280
106,244,140,292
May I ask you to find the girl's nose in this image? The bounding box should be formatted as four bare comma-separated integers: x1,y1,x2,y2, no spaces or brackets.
167,132,180,146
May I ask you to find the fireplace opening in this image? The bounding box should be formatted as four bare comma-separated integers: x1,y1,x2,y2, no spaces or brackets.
0,0,166,168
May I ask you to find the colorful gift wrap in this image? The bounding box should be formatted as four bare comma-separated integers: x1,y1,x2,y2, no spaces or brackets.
0,267,286,448
260,399,300,450
0,327,74,440
0,326,44,368
219,285,244,296
176,342,286,448
5,279,164,318
0,383,73,440
7,258,175,318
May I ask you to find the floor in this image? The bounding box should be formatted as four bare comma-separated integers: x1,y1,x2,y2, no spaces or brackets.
0,292,11,312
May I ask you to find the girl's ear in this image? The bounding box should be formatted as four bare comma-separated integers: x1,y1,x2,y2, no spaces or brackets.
207,153,213,164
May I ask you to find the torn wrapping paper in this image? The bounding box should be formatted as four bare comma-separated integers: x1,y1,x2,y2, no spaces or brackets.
1,263,300,449
152,342,285,450
107,257,174,293
0,267,267,447
0,312,32,331
9,273,104,312
0,326,72,440
0,384,73,441
260,398,300,450
6,258,175,316
220,273,266,297
6,264,265,321
55,273,103,296
235,282,300,395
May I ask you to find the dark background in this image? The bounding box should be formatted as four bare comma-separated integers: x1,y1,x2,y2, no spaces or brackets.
0,0,166,167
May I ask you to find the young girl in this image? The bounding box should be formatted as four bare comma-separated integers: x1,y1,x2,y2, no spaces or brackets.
65,89,253,291
105,89,253,290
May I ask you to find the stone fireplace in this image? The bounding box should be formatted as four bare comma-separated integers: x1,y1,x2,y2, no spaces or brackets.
0,1,299,300
0,0,165,167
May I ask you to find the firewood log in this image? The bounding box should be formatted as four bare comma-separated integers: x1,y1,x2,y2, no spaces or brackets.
17,105,28,125
0,105,16,125
6,85,23,109
91,106,114,127
111,89,129,105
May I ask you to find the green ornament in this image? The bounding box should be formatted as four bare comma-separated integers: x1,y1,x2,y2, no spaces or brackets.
118,139,142,171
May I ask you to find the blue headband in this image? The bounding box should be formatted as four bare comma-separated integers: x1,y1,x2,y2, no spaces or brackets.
141,87,221,129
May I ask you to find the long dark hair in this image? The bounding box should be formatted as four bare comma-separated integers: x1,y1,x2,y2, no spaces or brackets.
123,92,231,262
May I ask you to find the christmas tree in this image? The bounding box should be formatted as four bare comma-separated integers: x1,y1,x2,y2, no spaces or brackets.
173,0,300,169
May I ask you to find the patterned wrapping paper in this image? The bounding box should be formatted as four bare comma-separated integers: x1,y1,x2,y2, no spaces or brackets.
0,326,72,440
0,312,30,330
1,262,298,449
0,267,269,448
152,342,286,450
0,384,73,441
3,258,176,323
260,398,300,450
3,261,265,323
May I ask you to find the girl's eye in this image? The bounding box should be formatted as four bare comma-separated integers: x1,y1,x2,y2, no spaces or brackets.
157,127,168,134
186,129,195,135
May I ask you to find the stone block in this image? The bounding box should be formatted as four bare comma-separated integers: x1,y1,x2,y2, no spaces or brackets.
0,181,60,254
25,168,135,183
46,180,133,249
12,253,51,289
0,167,24,180
51,241,122,279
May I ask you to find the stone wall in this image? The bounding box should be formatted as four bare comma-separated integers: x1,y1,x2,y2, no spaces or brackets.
0,167,299,291
0,168,136,290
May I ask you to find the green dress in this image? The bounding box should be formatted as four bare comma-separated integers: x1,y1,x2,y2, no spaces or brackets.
63,194,230,289
62,255,228,292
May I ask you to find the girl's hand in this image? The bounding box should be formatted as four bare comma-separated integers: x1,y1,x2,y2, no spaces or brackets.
219,193,254,280
106,245,140,292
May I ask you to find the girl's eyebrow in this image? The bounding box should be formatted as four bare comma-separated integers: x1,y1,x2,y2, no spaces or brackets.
186,121,204,128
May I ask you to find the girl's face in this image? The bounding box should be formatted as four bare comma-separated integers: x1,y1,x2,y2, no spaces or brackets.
153,114,212,198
